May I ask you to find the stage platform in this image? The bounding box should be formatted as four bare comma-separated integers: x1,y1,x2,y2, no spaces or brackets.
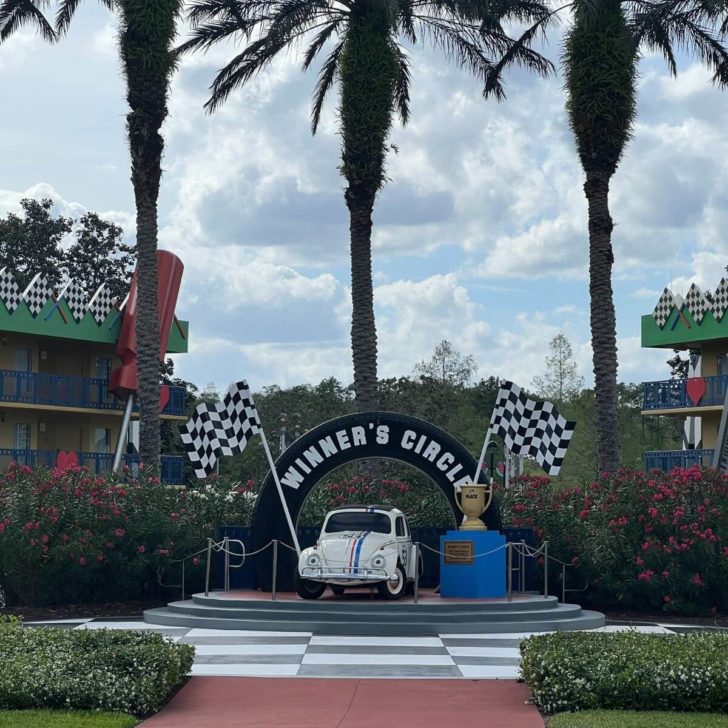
144,590,605,636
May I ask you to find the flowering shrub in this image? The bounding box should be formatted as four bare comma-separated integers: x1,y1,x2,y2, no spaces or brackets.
298,474,455,527
500,467,728,614
520,630,728,714
0,616,193,715
0,464,257,606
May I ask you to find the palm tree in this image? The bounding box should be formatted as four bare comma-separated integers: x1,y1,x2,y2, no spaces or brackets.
181,0,553,412
59,0,180,475
0,0,55,41
562,0,728,472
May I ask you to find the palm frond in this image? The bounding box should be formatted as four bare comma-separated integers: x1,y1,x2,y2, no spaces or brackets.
393,42,412,124
310,36,344,133
178,16,258,55
0,0,55,43
302,16,341,69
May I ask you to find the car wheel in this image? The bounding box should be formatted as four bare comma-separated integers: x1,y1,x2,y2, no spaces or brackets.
331,586,345,596
377,563,406,600
295,572,326,600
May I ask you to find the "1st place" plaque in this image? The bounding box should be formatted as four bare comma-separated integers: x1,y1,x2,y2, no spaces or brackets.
444,540,474,564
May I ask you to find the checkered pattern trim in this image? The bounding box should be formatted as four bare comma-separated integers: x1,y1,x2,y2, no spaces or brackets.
59,279,88,322
652,287,676,328
87,283,116,324
0,268,21,313
713,279,728,322
180,381,262,478
683,283,709,324
22,273,54,317
490,381,576,476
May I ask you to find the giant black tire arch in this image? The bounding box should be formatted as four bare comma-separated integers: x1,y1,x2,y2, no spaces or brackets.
250,411,502,590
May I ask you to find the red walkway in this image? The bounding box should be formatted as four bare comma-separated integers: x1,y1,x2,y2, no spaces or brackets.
141,677,544,728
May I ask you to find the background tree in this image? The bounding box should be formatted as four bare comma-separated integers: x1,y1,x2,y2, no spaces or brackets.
0,198,133,297
0,198,70,290
0,0,55,42
563,0,728,473
413,340,478,387
532,333,584,406
181,0,552,413
64,211,135,300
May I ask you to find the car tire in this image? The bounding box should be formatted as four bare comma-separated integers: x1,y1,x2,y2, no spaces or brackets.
331,586,345,596
295,572,326,600
377,563,406,600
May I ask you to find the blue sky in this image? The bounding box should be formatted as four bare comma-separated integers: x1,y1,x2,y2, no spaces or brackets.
1,5,727,394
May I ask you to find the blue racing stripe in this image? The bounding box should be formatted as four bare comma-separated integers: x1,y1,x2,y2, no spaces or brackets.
353,531,370,570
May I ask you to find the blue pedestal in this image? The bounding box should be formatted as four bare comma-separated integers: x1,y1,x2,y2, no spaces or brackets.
439,530,506,598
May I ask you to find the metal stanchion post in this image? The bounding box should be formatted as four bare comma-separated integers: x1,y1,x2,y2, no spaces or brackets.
204,538,212,597
543,542,549,599
561,564,566,603
224,537,230,592
413,544,420,605
506,543,513,602
181,561,186,601
272,540,278,601
520,540,526,594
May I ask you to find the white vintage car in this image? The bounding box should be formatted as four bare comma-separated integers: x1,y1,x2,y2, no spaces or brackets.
296,505,420,600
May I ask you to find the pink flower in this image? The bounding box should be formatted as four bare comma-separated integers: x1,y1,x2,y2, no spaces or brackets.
115,527,125,538
79,557,86,566
691,573,704,587
663,595,671,603
637,570,655,582
137,545,146,554
192,557,201,567
648,506,658,519
635,556,645,567
159,549,170,557
662,570,670,579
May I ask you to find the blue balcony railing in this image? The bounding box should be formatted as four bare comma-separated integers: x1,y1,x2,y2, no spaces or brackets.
0,370,186,417
642,375,728,411
643,449,714,471
0,449,185,484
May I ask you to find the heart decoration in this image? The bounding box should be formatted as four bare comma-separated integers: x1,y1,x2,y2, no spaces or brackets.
686,377,706,406
56,451,79,470
159,384,170,412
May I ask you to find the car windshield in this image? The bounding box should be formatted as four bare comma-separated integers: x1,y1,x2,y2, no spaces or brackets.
324,512,392,534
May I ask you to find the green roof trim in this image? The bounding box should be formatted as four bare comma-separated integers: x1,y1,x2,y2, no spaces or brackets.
0,297,188,354
641,308,728,349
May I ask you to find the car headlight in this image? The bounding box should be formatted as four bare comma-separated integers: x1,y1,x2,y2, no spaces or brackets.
306,553,321,567
370,555,386,569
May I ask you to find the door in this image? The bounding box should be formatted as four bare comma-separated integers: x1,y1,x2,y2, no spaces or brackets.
15,348,32,397
13,423,32,465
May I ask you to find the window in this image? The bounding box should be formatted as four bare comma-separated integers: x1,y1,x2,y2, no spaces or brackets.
15,349,32,397
94,428,112,454
395,517,406,537
13,423,31,450
95,357,111,381
324,512,392,534
717,354,728,378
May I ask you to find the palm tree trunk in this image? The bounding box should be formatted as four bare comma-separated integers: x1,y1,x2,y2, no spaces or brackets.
347,194,377,411
119,0,178,476
339,9,398,412
584,170,620,473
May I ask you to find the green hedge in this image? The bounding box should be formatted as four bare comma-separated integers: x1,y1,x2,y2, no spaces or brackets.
0,618,194,716
521,631,728,715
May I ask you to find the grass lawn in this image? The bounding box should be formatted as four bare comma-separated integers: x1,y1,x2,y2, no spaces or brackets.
0,710,138,727
547,711,728,727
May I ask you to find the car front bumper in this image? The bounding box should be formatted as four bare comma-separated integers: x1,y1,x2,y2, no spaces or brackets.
299,567,397,584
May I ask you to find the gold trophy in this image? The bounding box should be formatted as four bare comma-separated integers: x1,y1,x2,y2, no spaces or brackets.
455,481,493,531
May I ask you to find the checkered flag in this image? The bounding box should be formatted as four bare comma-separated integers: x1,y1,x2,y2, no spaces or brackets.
180,381,262,478
22,273,54,317
683,283,709,324
490,381,576,476
652,288,676,328
713,279,728,322
88,283,116,324
59,279,88,322
0,268,21,313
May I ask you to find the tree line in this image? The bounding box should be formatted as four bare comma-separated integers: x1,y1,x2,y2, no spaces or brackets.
1,0,725,476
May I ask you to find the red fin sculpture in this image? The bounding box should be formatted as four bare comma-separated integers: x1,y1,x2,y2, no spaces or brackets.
109,251,184,411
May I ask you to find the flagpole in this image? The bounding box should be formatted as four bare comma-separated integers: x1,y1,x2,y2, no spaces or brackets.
474,426,492,482
259,429,301,556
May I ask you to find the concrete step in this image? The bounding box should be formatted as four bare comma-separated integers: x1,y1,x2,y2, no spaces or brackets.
165,600,585,624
